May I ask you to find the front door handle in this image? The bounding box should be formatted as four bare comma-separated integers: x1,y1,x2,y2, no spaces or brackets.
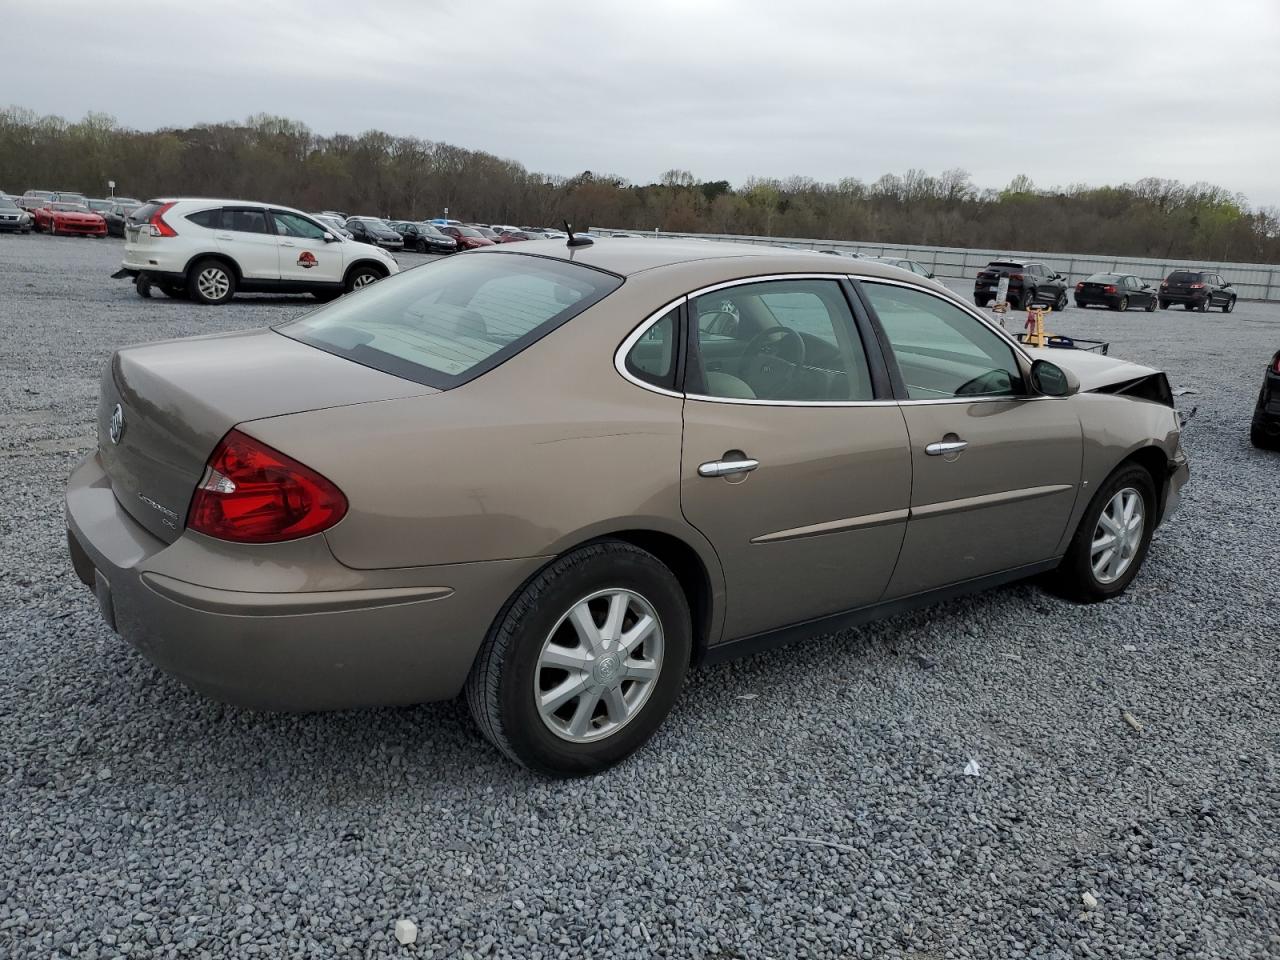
698,457,760,478
925,439,968,456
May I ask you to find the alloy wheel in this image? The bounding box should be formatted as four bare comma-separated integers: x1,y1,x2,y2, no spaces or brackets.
1091,487,1145,585
197,267,230,301
352,271,377,289
534,588,664,743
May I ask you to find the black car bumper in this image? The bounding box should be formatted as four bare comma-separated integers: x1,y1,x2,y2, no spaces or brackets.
1075,293,1121,308
1160,290,1208,305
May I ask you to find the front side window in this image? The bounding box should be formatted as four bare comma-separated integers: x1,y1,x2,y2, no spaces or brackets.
272,211,327,239
279,254,621,388
689,279,874,402
625,308,679,390
862,283,1024,400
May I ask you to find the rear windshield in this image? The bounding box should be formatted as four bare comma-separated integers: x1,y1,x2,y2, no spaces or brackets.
278,254,623,389
984,261,1025,270
1168,271,1204,282
452,226,483,238
1085,273,1119,282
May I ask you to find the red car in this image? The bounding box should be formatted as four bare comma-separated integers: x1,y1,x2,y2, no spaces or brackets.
439,225,495,249
495,230,535,243
35,202,107,237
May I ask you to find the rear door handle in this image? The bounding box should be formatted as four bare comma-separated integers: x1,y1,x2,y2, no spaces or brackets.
925,439,968,456
698,457,760,478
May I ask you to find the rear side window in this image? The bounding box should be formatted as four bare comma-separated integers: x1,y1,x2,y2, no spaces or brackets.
625,307,679,390
186,208,222,229
279,254,622,388
224,208,269,234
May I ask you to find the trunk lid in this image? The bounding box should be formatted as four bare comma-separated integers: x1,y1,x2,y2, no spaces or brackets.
97,328,435,543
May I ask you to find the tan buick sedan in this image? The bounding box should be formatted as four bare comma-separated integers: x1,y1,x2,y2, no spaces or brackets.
67,238,1189,774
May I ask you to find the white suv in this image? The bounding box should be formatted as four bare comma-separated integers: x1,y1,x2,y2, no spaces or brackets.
113,199,400,305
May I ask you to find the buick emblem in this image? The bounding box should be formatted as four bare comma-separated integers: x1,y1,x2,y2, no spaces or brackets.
108,403,124,445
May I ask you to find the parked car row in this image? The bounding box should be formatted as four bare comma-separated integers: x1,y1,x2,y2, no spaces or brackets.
972,259,1240,314
1,189,141,238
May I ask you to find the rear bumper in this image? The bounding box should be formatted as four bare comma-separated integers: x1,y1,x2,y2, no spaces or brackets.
1075,294,1120,308
65,451,545,711
1159,290,1207,304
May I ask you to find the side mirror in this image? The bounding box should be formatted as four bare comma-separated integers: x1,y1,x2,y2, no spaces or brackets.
927,272,936,279
322,232,338,243
1223,282,1232,288
1030,358,1078,398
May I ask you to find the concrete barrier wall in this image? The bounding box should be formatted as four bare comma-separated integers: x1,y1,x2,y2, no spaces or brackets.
591,229,1280,302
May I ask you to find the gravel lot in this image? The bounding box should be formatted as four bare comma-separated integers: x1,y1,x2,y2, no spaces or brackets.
2,232,1279,959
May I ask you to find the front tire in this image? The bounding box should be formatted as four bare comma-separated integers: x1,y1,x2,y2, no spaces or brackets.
345,264,383,293
1223,296,1235,313
1054,291,1068,311
465,540,691,776
187,258,236,305
1197,298,1210,312
1145,296,1157,312
1049,464,1156,603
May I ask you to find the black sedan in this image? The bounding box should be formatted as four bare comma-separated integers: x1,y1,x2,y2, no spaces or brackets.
1074,274,1158,312
344,217,405,251
1251,349,1280,450
100,201,141,238
391,221,458,254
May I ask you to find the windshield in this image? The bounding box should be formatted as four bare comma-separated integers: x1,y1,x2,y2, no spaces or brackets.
0,198,18,210
51,203,88,212
421,224,446,238
278,254,622,388
87,200,113,211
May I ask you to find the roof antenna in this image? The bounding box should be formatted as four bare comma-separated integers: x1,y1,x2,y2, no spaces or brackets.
564,219,593,247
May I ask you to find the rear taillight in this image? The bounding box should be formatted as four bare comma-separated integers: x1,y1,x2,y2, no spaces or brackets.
1008,273,1024,281
1160,281,1168,288
1075,282,1083,291
187,429,347,543
1273,354,1280,375
1189,283,1205,289
148,201,178,238
1104,285,1117,294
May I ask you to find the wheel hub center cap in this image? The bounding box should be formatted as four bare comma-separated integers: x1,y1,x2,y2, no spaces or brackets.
593,655,620,686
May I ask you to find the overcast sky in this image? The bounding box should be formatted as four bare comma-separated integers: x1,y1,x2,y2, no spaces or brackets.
6,0,1280,206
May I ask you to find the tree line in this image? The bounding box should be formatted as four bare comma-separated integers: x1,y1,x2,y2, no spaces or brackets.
2,106,1277,263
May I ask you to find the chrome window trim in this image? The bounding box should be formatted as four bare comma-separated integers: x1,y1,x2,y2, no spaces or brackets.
612,271,1059,409
614,295,687,399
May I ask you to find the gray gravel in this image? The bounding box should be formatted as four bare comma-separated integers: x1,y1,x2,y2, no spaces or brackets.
2,232,1279,959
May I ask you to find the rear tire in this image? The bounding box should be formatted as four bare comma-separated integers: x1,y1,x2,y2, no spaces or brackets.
1197,298,1210,312
1113,297,1128,312
1048,464,1157,603
974,295,987,308
1183,303,1195,311
1159,300,1169,309
187,258,236,305
1020,289,1037,310
1252,417,1280,450
465,540,691,776
159,282,187,300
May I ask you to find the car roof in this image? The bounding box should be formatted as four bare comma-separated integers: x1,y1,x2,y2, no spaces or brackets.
470,237,936,282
